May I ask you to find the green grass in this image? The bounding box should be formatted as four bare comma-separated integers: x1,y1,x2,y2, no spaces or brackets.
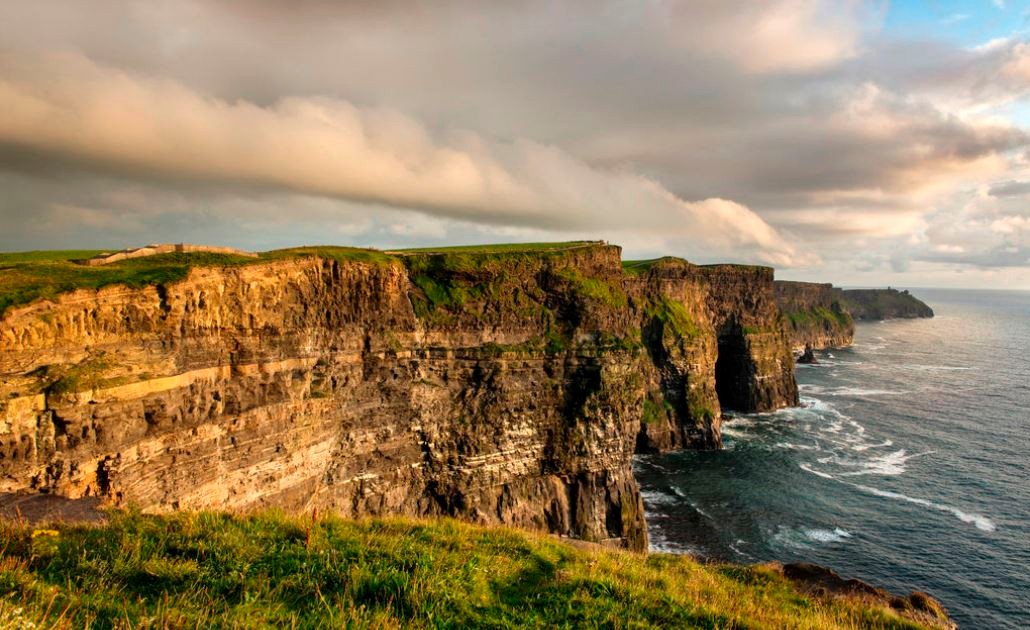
557,268,627,308
399,245,623,324
388,241,600,254
0,511,936,629
621,257,684,276
641,398,675,425
0,247,396,316
688,400,718,424
645,297,702,339
785,305,852,331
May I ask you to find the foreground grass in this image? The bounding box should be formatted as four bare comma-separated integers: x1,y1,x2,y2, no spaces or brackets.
0,511,933,629
0,247,395,316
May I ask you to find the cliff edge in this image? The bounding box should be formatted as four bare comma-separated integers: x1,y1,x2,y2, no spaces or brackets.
0,243,798,551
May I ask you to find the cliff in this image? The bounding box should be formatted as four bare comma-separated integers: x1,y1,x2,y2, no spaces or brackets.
836,288,935,320
0,244,798,550
774,281,855,351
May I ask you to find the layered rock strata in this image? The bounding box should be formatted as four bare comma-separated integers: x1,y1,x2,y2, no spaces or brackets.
0,245,798,550
775,281,855,352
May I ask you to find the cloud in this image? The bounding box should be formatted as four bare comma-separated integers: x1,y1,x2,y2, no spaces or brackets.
915,186,1030,268
988,180,1030,196
0,0,1028,283
941,14,971,25
0,51,811,266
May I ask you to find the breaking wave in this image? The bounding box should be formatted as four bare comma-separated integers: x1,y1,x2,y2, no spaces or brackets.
849,483,996,532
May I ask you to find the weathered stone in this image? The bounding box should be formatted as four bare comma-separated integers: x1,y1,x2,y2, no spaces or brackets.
0,245,799,550
775,281,855,352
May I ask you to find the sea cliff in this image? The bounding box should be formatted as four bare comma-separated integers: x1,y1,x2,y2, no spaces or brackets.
0,243,797,551
837,288,935,320
774,280,855,352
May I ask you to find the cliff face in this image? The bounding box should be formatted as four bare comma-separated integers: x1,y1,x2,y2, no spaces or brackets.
629,260,797,452
837,288,934,320
0,245,798,550
774,281,855,351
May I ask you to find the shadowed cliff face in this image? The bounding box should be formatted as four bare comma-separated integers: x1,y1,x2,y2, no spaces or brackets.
0,245,798,550
775,281,855,352
835,288,934,321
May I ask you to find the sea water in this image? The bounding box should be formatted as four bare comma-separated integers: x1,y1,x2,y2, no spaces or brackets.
634,289,1030,628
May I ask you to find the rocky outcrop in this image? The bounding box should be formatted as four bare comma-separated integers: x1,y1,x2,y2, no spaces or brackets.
775,281,855,352
776,563,956,630
0,244,798,550
837,288,934,320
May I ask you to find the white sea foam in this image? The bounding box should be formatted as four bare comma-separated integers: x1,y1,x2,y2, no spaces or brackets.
721,416,760,441
831,449,936,477
648,533,699,555
775,441,820,451
689,501,715,521
850,483,997,532
799,463,835,479
902,364,973,372
798,463,996,532
805,385,909,397
640,489,677,506
722,417,757,428
852,439,893,452
803,527,852,543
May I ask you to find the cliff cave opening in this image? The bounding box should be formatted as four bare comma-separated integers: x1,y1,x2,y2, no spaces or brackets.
714,329,751,412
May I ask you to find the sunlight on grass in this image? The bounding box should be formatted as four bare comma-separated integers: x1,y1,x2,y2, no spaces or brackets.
0,511,934,629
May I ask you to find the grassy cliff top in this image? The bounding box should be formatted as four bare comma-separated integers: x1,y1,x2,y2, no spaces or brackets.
0,247,395,316
387,240,604,254
0,242,610,316
0,241,775,317
0,510,944,629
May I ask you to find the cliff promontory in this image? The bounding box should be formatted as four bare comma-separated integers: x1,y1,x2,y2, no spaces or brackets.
0,243,798,550
837,288,935,320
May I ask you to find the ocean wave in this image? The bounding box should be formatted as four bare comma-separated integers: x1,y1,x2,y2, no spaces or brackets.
802,527,852,543
849,483,996,532
640,489,678,506
722,417,757,428
728,539,755,560
773,525,852,549
775,441,820,451
797,464,997,532
803,384,909,397
851,439,893,452
799,463,834,479
901,364,973,372
853,343,886,351
828,449,936,477
647,523,702,555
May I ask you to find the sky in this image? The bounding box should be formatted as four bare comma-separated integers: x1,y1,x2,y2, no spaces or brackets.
1,1,1029,288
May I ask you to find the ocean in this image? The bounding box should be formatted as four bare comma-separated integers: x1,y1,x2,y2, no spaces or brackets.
634,289,1030,628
